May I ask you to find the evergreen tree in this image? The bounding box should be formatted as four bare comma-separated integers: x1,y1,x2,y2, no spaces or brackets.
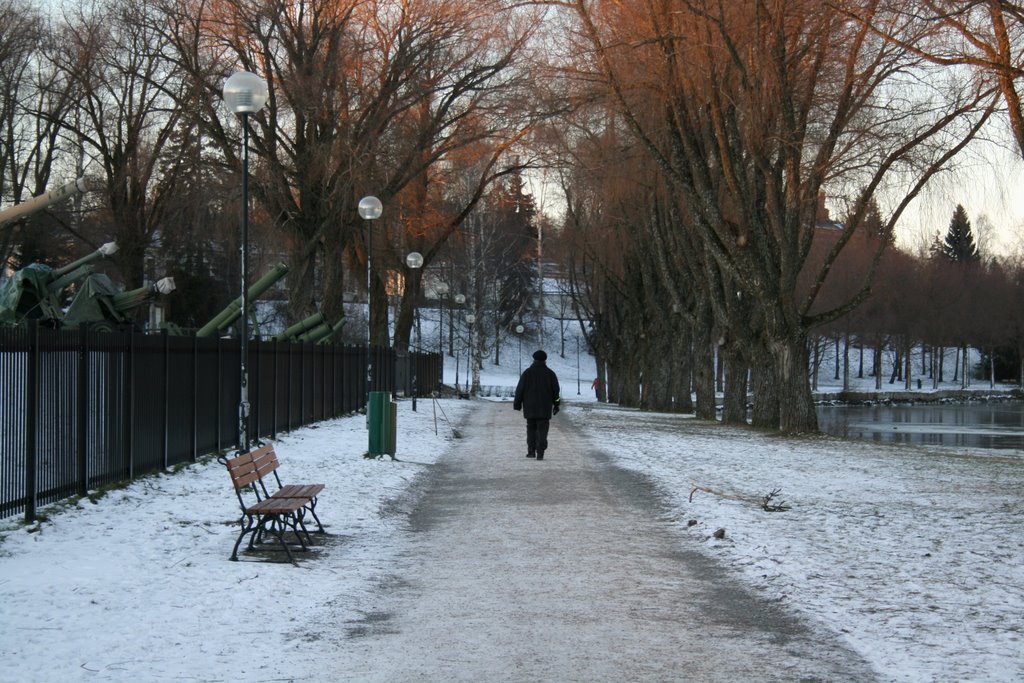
490,171,538,330
938,204,980,262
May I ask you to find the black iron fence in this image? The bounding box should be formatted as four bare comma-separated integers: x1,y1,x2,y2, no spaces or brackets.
0,321,441,521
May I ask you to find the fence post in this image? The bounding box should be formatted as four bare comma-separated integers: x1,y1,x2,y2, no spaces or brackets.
271,338,279,441
24,320,38,523
299,340,306,426
162,329,169,469
76,324,89,497
126,329,135,479
252,336,261,443
216,336,222,453
320,342,327,421
191,334,198,462
286,341,293,432
331,342,338,418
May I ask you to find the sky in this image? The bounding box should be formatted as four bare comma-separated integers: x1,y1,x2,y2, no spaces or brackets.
527,121,1024,260
1,324,1021,682
890,135,1024,257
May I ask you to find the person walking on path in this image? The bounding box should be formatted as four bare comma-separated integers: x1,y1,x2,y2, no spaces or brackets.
513,349,561,459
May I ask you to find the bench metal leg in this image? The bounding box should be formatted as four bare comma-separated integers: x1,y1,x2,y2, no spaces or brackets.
303,498,325,533
232,512,304,564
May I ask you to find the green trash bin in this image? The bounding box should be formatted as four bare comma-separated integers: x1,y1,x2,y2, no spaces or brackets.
368,391,397,457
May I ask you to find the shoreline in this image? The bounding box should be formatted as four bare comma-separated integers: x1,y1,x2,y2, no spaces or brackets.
814,386,1023,405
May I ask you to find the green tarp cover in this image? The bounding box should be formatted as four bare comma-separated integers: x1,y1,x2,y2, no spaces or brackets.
62,274,122,326
0,264,57,324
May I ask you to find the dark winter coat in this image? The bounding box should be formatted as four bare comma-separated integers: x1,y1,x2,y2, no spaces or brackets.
513,360,561,419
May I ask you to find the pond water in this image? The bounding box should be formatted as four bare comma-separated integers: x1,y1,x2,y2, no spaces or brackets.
816,401,1024,452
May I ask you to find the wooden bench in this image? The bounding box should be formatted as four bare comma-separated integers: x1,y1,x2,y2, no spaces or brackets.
224,444,325,563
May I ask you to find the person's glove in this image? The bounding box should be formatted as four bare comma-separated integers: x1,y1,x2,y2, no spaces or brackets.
552,405,559,416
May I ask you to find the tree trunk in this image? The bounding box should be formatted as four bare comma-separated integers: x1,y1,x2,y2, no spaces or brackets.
370,273,389,347
771,336,818,433
750,358,780,429
594,352,607,402
834,336,841,381
721,351,747,425
715,348,725,393
961,344,969,389
494,323,501,366
393,274,417,352
672,332,694,413
874,339,883,391
811,337,820,391
287,249,318,329
904,337,912,391
842,332,850,392
693,337,716,420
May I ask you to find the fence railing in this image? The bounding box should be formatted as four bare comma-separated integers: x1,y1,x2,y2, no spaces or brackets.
0,321,441,521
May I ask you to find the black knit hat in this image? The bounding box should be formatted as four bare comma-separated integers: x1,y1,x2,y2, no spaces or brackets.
533,350,547,361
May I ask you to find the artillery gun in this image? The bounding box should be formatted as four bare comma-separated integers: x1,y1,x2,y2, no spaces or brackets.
271,311,348,344
0,177,92,228
1,177,176,329
273,312,326,342
306,317,347,344
0,241,118,325
195,262,289,338
62,274,176,331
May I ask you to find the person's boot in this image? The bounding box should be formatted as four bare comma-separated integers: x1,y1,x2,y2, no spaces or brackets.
536,451,544,460
526,451,535,458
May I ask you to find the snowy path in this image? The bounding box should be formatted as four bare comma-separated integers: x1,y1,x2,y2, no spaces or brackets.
325,402,876,681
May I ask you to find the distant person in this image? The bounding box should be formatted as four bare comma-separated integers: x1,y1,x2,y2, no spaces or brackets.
513,350,561,460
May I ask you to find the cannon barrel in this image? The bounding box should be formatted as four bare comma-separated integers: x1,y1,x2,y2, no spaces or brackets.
315,317,348,344
195,262,289,338
111,277,176,312
0,177,93,227
298,321,332,343
50,241,119,282
273,312,326,342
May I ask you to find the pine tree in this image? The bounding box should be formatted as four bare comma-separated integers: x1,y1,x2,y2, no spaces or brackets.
939,204,980,262
490,171,538,330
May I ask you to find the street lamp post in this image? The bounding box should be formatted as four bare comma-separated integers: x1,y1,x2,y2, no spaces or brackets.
515,323,525,374
359,195,383,400
435,281,449,356
453,293,465,392
406,251,423,411
223,71,268,455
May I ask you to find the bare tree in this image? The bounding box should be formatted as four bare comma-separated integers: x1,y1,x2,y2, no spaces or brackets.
47,0,192,291
843,1,1024,158
0,0,78,270
564,0,996,431
159,0,544,348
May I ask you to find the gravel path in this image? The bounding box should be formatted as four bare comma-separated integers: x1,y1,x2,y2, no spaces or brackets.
330,401,876,682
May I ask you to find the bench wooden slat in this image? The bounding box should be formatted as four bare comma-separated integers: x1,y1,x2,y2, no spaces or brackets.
251,446,280,473
277,484,324,498
244,497,307,515
225,453,262,490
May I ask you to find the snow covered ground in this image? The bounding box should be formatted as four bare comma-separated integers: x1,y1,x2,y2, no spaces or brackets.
570,405,1024,682
1,323,1022,681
